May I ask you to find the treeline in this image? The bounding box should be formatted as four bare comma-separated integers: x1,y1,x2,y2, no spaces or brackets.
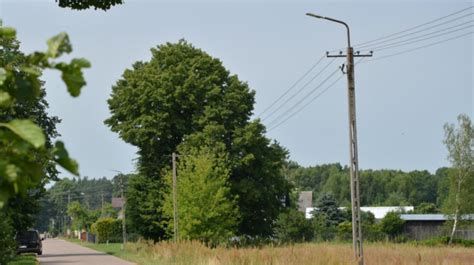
36,174,130,233
287,162,451,208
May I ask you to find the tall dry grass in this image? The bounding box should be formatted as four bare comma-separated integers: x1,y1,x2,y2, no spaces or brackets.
123,240,474,265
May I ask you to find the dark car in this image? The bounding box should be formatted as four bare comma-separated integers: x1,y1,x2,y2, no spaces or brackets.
16,230,43,255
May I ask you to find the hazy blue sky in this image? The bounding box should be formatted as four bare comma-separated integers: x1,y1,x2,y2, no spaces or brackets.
1,0,472,180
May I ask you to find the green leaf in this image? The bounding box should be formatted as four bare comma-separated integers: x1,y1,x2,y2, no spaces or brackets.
5,164,20,183
21,66,42,76
71,58,91,68
0,91,11,108
47,32,72,58
55,58,91,97
15,74,42,102
0,119,45,148
0,27,16,38
0,68,6,85
53,141,79,176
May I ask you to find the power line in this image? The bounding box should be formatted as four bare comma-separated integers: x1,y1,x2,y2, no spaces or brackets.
257,56,325,118
267,58,365,132
262,58,336,121
266,66,341,128
356,13,473,50
267,74,343,132
363,31,473,63
354,6,473,47
265,7,472,133
268,30,472,130
366,23,473,52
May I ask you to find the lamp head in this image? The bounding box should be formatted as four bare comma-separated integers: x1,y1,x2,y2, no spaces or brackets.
306,13,325,19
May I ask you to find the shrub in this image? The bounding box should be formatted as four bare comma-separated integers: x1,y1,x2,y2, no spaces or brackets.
312,214,337,241
91,217,122,243
336,221,352,241
275,208,313,243
0,213,16,265
380,212,405,239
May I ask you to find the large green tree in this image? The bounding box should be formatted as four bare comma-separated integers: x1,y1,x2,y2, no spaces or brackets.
443,114,474,244
105,40,290,239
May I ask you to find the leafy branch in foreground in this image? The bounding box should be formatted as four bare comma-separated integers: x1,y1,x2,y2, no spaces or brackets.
0,24,90,207
56,0,123,11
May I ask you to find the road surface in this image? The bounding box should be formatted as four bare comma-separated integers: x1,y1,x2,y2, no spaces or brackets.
39,238,135,265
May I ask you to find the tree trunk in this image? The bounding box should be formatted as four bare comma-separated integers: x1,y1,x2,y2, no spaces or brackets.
449,178,462,245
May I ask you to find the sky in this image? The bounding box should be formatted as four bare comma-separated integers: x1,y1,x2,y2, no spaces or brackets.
1,0,472,180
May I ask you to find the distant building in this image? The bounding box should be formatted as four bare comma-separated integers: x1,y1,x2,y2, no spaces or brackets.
400,214,474,240
111,197,125,219
297,191,313,213
111,197,124,209
305,206,414,219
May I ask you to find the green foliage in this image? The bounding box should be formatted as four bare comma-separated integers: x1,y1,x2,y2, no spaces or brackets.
418,236,474,247
3,191,43,234
91,217,122,243
311,214,336,241
275,208,313,243
0,212,16,265
380,212,405,238
337,209,384,242
0,24,89,207
413,202,439,214
336,221,352,241
288,162,449,208
126,174,167,240
67,201,98,231
163,145,240,246
56,0,123,10
310,193,344,241
40,177,118,234
313,193,344,227
106,40,290,239
6,254,37,265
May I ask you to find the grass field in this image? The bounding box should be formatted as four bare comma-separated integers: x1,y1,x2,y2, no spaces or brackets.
68,239,474,265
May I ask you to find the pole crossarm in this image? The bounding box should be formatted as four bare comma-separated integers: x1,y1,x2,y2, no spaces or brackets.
326,51,374,58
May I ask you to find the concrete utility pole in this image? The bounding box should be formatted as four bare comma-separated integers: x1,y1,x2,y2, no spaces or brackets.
172,152,179,242
101,190,104,216
120,178,127,248
67,190,71,235
306,12,372,265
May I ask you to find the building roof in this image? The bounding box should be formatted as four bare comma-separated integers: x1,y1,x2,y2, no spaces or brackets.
305,206,414,219
360,206,414,219
111,197,124,208
400,214,474,221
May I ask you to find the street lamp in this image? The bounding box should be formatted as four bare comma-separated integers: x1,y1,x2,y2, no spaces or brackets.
306,12,364,265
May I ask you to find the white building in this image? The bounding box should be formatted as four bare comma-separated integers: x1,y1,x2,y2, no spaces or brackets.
305,206,414,219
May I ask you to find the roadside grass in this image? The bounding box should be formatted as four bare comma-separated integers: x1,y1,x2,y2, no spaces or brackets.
63,237,141,262
7,254,38,265
65,238,474,265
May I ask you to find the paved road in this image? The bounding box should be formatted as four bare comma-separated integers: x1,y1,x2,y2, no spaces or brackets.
39,238,135,265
